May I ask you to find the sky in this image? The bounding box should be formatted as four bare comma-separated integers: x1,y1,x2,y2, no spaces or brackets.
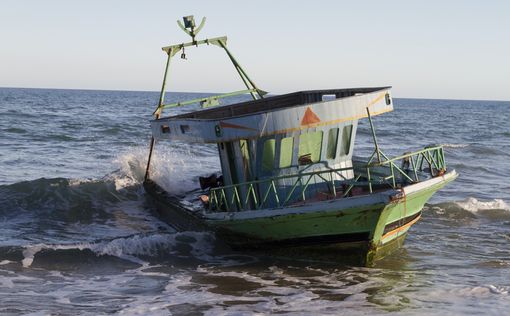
1,0,509,100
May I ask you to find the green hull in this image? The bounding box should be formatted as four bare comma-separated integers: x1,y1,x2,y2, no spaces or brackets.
206,171,457,266
143,20,456,266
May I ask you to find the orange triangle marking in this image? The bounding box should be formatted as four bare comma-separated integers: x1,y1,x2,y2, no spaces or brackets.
300,107,321,126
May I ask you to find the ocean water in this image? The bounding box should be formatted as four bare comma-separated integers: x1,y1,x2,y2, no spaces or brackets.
0,87,509,315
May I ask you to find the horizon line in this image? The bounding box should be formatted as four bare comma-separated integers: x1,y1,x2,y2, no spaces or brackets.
1,85,509,103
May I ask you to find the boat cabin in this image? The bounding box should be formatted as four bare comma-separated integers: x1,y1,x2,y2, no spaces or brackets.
150,87,393,208
144,15,395,210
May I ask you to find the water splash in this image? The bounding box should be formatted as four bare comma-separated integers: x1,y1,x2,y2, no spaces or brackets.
114,143,220,195
110,147,148,191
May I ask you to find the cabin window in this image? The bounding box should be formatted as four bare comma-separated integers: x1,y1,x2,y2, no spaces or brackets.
161,125,170,133
262,139,276,171
279,136,294,168
322,94,336,102
298,131,323,165
339,125,353,156
180,125,190,133
326,128,339,159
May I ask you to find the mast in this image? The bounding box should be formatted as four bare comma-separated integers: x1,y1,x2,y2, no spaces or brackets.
144,15,265,181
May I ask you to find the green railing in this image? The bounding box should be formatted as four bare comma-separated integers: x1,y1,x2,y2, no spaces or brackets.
364,145,446,193
207,146,446,213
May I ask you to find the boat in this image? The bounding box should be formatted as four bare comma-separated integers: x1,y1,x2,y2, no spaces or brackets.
143,16,458,266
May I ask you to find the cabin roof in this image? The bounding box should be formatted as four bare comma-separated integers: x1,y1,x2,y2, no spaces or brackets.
150,86,393,143
171,87,391,120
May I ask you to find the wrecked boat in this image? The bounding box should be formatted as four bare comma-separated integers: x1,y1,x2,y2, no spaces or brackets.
143,16,457,265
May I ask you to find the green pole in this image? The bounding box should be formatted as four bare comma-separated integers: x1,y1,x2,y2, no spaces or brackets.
155,48,173,117
218,40,263,100
366,107,382,163
144,49,173,181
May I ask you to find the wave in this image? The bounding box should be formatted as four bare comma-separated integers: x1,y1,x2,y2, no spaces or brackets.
0,177,137,218
455,197,509,214
0,141,219,215
0,232,219,268
440,143,470,148
428,197,510,220
0,146,221,254
0,147,153,216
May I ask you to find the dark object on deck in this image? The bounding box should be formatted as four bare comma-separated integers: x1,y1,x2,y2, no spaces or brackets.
199,174,224,190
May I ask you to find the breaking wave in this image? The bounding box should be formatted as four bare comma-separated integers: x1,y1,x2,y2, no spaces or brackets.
0,232,221,269
0,177,131,217
0,143,217,217
428,197,510,220
0,146,228,271
455,197,510,214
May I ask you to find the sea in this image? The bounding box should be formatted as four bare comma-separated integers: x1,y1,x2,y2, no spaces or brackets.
0,87,509,315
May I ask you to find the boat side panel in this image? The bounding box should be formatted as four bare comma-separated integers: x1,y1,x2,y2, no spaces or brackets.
206,204,385,245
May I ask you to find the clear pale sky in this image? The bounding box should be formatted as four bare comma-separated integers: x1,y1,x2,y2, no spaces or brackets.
1,1,509,100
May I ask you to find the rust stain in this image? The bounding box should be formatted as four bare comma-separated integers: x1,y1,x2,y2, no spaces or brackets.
219,121,258,131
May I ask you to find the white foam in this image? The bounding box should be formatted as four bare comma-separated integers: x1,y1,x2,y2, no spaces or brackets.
90,234,172,264
440,143,470,148
91,232,216,260
124,266,377,315
67,178,97,187
22,244,44,268
488,285,509,295
455,197,510,214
